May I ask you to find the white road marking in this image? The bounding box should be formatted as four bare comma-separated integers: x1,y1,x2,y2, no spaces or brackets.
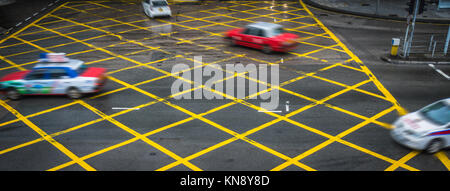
285,101,289,112
258,110,282,113
429,64,450,80
112,107,140,110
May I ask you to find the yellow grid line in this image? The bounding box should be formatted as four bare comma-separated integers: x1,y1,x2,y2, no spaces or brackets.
0,30,171,72
77,100,203,171
298,0,407,116
385,151,420,171
435,152,450,170
298,0,414,167
106,73,315,171
0,0,424,171
0,99,96,171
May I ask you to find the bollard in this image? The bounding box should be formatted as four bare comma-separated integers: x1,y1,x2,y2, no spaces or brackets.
391,38,400,56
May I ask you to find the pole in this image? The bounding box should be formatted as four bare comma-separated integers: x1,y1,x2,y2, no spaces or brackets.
376,0,380,15
406,0,420,57
444,25,450,55
402,23,410,57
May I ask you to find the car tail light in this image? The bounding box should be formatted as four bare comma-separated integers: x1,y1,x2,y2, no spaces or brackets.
95,75,106,85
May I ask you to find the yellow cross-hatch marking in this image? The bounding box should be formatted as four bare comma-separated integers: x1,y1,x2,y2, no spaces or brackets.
0,99,96,171
0,0,426,171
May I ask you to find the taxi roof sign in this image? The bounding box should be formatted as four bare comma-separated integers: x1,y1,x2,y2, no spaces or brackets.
39,53,69,63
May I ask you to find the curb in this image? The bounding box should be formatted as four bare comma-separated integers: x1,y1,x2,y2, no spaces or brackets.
302,0,450,24
380,56,450,65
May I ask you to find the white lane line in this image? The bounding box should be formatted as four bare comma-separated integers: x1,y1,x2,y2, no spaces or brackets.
258,110,282,113
112,107,140,110
429,64,450,80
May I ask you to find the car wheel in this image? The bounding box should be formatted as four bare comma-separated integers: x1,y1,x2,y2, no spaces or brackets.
66,87,82,99
262,45,272,54
426,139,443,154
6,88,21,100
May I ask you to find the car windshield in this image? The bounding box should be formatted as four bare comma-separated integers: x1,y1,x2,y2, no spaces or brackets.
152,1,168,6
272,27,284,36
420,101,450,125
76,64,87,75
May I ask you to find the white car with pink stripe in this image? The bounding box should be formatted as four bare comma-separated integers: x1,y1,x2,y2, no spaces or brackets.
391,98,450,153
0,53,107,100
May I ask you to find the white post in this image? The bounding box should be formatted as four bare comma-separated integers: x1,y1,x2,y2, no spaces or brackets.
402,23,410,57
444,25,450,55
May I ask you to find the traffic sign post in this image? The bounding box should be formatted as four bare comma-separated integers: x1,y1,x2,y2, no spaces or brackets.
406,0,420,57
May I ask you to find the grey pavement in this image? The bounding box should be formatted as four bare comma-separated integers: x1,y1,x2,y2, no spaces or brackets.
0,0,62,36
305,0,450,62
306,0,450,21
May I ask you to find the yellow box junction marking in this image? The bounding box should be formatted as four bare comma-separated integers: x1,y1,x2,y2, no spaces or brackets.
0,0,434,171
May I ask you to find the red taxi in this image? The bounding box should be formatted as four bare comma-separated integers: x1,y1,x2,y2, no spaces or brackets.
224,22,299,53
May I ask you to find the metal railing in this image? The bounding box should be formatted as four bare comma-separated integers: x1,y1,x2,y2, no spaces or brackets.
399,33,450,58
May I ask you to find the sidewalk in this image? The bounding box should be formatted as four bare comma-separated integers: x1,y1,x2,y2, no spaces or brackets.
304,0,450,24
304,0,450,64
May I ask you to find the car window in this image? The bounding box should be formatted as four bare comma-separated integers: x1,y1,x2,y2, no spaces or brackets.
242,28,251,35
272,27,284,37
26,69,47,80
144,0,150,4
243,27,260,36
152,1,168,6
420,101,450,125
256,29,266,37
77,64,87,75
49,68,69,79
248,28,260,36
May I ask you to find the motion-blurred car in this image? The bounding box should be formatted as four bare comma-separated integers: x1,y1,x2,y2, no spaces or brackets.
224,22,299,53
0,53,107,100
391,98,450,153
142,0,171,18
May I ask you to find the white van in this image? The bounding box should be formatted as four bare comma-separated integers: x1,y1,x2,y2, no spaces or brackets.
142,0,172,18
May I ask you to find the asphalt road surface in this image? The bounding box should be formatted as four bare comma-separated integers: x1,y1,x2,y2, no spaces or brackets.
0,0,448,171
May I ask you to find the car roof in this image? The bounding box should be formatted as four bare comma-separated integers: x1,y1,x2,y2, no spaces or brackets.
247,22,282,30
33,59,84,70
